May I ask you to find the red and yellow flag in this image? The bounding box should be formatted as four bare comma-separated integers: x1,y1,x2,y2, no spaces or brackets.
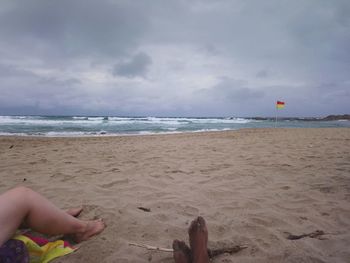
276,101,285,109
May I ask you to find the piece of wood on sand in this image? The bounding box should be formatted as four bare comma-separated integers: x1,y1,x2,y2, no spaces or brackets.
285,230,326,240
128,242,247,258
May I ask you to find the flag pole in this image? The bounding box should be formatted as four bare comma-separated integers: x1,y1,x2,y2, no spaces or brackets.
275,106,277,128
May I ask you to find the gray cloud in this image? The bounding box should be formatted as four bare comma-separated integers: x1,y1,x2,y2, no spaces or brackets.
189,77,266,116
0,0,149,60
112,52,152,78
256,70,269,79
0,64,36,78
203,77,265,102
0,0,349,117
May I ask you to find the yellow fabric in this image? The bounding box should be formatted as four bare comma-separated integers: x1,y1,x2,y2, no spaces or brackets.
13,235,75,263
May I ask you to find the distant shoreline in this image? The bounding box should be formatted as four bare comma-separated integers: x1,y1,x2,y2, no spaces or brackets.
249,114,350,121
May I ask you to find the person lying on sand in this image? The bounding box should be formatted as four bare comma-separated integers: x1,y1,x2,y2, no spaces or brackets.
0,186,106,248
173,216,210,263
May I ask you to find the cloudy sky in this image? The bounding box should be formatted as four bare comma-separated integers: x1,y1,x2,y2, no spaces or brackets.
0,0,349,117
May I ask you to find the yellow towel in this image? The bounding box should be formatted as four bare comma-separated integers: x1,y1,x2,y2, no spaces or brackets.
14,235,76,263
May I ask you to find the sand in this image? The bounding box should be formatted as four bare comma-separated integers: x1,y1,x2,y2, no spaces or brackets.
0,128,349,263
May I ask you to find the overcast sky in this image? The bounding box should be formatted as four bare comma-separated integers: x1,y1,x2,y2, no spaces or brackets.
0,0,349,117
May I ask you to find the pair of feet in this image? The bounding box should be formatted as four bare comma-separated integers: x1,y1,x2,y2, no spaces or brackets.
173,216,209,263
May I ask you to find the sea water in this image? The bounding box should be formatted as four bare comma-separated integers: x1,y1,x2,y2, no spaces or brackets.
0,115,349,137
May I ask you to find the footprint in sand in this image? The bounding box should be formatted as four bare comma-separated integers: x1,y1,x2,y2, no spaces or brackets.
281,186,291,190
100,179,129,188
50,172,74,182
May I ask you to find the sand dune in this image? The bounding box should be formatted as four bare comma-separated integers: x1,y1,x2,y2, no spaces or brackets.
0,128,349,262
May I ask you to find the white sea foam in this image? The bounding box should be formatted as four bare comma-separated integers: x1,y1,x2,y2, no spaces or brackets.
137,131,155,135
136,130,182,135
72,116,88,120
0,116,101,125
134,117,253,125
0,115,252,126
109,117,139,121
146,117,252,124
88,117,106,121
0,132,29,136
192,128,234,132
45,131,95,137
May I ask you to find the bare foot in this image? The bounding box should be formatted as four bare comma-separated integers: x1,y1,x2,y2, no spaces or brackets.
66,207,83,217
189,216,209,263
173,239,191,263
73,219,106,243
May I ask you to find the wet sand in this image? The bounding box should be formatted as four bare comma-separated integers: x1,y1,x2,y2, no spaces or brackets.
0,128,349,262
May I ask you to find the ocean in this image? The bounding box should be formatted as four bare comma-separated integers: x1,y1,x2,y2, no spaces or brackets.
0,115,349,137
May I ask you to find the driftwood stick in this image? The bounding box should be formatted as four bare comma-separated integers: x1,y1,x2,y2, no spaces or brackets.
137,207,151,212
285,230,326,240
129,242,247,258
128,242,174,252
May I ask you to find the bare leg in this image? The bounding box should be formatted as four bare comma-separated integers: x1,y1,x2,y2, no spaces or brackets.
173,239,191,263
0,187,105,246
189,216,209,263
66,207,83,217
20,207,83,229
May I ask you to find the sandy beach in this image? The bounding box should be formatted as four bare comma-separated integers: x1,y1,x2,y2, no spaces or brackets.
0,128,349,263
